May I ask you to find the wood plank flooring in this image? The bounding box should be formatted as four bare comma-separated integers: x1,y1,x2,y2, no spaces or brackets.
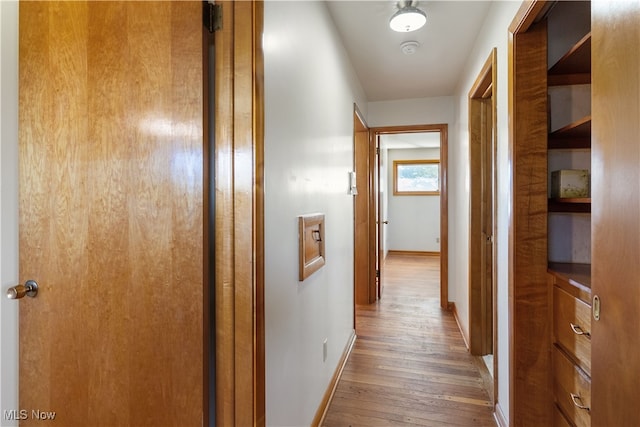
322,254,496,427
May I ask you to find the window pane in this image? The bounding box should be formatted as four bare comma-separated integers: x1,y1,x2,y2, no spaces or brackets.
394,161,439,194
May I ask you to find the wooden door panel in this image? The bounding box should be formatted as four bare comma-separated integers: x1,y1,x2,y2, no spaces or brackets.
353,110,371,306
18,2,204,425
375,135,383,299
591,1,640,425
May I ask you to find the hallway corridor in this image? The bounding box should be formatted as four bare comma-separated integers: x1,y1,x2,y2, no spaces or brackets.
322,254,496,426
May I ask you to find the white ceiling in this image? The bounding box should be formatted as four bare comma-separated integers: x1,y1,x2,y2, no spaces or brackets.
326,1,493,102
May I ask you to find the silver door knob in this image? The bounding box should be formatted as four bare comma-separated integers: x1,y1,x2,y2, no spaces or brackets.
6,280,39,299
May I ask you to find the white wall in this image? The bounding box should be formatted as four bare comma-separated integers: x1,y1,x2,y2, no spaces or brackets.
0,2,20,426
263,2,367,425
368,96,454,128
386,148,440,253
452,1,524,424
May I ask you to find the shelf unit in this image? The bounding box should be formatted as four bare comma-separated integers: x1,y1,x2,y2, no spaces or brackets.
547,24,592,237
548,115,591,149
548,114,591,213
548,32,591,86
548,198,591,213
546,4,592,426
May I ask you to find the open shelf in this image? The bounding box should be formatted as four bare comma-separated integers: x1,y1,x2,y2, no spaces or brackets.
548,115,591,149
548,33,591,86
549,198,591,213
548,262,591,289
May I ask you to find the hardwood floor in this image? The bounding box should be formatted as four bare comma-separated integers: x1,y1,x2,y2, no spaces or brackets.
322,254,496,427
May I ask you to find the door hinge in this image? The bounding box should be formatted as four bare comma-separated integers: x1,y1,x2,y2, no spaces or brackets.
203,2,222,33
376,147,380,155
376,269,380,278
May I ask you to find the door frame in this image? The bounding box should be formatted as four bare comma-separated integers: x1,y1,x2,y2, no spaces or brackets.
508,1,553,424
468,49,497,357
213,1,265,425
353,105,375,308
368,124,449,309
468,48,498,404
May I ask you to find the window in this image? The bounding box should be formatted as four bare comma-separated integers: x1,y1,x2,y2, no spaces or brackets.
393,159,440,195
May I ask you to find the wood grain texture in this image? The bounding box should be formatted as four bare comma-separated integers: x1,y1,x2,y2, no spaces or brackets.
354,108,372,305
387,250,440,257
374,133,383,299
214,1,265,425
508,17,552,427
552,286,592,375
469,49,497,359
552,346,591,427
324,255,495,427
438,126,449,310
591,1,640,426
18,2,204,425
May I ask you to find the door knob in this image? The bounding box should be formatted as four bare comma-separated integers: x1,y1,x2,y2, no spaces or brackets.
6,280,39,299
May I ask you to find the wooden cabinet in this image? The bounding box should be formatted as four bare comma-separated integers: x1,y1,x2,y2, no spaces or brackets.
549,266,592,427
546,4,593,425
510,1,639,425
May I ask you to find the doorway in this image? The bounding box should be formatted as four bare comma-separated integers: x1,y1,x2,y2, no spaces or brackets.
468,49,497,357
353,123,449,328
468,48,498,401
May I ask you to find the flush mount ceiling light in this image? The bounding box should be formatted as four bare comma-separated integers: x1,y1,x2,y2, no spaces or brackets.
389,1,427,33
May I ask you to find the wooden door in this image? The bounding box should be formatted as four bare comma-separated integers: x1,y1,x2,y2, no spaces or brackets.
353,108,373,305
18,2,205,425
591,1,640,425
481,98,494,355
375,134,384,299
469,50,496,356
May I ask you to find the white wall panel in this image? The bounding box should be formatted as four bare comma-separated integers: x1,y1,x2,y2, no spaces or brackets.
263,2,366,425
386,148,440,253
0,2,20,425
367,96,454,128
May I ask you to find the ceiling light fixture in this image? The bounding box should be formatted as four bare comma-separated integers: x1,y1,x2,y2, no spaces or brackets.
389,1,427,33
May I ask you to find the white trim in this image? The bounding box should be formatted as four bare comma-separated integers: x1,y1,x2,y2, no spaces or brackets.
0,2,20,426
493,401,509,427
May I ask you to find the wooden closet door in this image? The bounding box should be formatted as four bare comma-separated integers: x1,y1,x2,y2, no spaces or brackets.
18,2,205,425
591,1,640,426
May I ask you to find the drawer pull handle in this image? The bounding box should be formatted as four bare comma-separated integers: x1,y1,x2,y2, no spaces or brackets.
570,393,590,411
570,323,591,338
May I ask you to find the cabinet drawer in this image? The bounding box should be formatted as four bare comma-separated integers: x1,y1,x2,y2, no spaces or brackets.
553,285,591,374
553,404,573,427
553,346,591,427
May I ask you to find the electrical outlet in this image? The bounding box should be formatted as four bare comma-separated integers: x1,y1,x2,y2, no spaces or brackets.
323,339,328,362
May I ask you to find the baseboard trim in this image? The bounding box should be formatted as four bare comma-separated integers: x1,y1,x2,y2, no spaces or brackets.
311,330,357,427
387,250,440,257
449,302,470,350
494,401,508,427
